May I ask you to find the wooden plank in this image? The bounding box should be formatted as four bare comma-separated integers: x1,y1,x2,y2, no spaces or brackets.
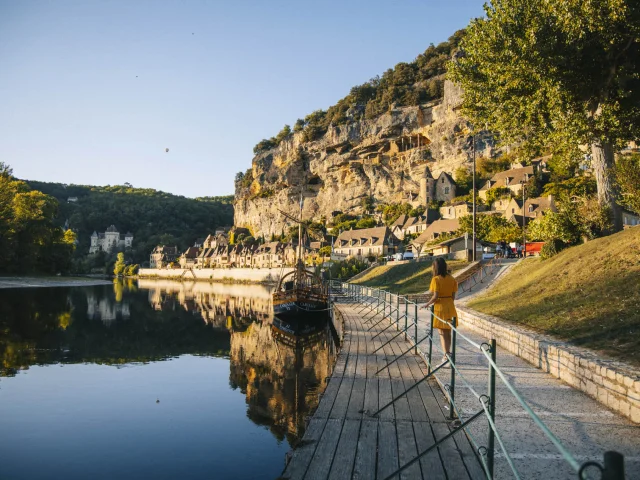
377,420,399,480
413,421,447,480
396,420,422,480
327,419,361,480
305,418,344,480
283,417,327,480
347,377,366,419
431,422,471,480
353,419,378,480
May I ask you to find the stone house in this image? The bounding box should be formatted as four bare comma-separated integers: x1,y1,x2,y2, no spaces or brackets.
422,235,485,258
89,225,133,254
179,246,201,268
391,211,439,240
419,167,456,205
251,242,296,268
478,166,535,201
439,201,487,220
333,226,399,259
149,245,179,268
413,218,461,245
502,195,556,219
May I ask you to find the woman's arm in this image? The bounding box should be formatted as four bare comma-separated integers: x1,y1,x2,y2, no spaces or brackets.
423,291,439,308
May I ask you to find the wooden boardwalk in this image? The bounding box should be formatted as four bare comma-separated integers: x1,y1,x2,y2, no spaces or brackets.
282,300,484,480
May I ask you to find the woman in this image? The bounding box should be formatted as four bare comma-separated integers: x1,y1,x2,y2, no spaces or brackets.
423,257,458,361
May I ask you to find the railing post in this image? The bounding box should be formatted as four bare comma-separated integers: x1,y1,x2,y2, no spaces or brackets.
487,338,497,478
603,451,625,480
404,297,408,340
427,305,434,374
414,304,418,354
395,293,400,330
449,321,457,420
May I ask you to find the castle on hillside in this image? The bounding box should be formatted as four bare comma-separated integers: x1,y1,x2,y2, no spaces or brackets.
89,226,133,254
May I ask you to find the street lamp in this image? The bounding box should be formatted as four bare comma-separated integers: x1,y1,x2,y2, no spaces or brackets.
471,130,477,262
521,179,527,257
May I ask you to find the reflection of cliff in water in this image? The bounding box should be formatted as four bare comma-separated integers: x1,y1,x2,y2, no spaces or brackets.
229,317,337,445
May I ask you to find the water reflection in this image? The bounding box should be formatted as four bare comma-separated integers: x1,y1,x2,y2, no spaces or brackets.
0,279,337,448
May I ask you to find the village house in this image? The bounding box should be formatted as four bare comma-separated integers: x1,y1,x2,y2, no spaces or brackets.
179,246,201,268
333,226,399,259
478,165,535,201
196,233,230,268
89,226,133,254
422,235,486,258
251,242,296,268
502,195,556,220
419,167,457,205
149,245,179,268
439,201,488,219
391,211,439,240
413,218,461,245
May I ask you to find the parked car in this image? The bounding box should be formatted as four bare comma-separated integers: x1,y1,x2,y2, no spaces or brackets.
402,252,414,260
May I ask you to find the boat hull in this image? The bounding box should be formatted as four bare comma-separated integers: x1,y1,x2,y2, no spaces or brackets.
273,292,328,321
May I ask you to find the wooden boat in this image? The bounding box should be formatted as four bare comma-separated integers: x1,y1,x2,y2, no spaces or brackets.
272,195,328,322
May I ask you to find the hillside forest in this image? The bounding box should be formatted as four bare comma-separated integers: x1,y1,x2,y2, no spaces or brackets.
0,162,234,274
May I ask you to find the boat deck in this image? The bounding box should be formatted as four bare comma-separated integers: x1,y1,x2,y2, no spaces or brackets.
281,299,483,480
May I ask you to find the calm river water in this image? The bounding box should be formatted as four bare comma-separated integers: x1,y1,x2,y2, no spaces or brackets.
0,280,338,480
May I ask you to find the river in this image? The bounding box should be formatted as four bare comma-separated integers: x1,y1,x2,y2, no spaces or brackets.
0,279,338,480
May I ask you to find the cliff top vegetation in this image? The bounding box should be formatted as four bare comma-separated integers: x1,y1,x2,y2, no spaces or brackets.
251,29,466,156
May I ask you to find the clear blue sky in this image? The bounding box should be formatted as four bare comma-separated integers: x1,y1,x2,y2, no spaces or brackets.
0,0,484,198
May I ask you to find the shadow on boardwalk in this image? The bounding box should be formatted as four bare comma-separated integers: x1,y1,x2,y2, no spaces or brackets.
281,298,483,480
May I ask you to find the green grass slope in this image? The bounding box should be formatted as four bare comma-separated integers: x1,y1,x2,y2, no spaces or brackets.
468,227,640,365
351,260,467,295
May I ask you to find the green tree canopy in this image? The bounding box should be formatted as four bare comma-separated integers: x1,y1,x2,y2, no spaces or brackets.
449,0,640,231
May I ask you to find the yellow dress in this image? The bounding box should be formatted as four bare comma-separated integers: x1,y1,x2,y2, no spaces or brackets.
429,274,458,330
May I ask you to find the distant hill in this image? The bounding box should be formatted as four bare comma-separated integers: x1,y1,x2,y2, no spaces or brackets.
25,180,234,265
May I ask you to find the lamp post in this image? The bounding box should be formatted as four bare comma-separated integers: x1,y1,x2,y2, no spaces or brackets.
472,131,477,262
521,180,527,257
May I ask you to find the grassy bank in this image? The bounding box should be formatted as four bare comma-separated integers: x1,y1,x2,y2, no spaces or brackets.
468,227,640,365
351,260,467,295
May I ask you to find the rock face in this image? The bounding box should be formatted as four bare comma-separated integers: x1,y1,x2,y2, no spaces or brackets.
234,81,495,237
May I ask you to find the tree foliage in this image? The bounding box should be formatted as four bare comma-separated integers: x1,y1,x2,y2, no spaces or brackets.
615,154,640,214
253,30,466,153
25,179,234,268
458,214,521,243
0,163,76,274
113,252,126,276
449,0,640,231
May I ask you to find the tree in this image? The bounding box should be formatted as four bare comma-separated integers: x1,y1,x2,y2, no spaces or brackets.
458,214,521,243
113,252,126,276
355,217,376,229
449,0,640,231
615,154,640,215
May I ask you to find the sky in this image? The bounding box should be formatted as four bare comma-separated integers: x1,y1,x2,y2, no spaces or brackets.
0,0,485,198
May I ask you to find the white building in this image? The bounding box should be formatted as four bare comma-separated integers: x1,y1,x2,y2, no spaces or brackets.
89,225,133,254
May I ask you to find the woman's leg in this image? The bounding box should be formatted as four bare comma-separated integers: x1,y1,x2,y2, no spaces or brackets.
439,328,452,355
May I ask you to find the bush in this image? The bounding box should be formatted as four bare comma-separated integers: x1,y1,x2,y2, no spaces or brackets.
540,240,565,259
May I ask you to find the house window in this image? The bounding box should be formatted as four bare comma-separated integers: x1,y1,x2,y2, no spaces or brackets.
528,205,534,213
441,178,444,183
449,208,452,215
511,208,515,213
445,187,450,194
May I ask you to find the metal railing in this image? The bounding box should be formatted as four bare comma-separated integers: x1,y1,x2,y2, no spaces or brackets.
330,280,625,480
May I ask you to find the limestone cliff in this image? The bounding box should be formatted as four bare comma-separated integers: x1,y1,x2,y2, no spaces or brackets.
234,81,494,237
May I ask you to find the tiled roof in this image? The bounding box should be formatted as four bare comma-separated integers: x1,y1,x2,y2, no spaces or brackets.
391,215,409,228
106,225,118,233
414,219,460,244
480,166,534,191
335,226,392,248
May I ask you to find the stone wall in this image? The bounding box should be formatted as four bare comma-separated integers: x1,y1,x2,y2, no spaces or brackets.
457,306,640,424
138,267,296,284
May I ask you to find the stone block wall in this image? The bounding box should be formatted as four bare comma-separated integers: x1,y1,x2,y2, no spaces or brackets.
457,306,640,424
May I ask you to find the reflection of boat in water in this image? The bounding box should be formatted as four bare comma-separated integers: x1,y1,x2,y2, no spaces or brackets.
272,194,328,322
271,316,328,349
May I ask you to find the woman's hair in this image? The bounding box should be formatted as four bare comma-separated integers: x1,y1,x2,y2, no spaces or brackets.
432,257,449,277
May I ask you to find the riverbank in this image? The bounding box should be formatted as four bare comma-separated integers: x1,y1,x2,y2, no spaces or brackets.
0,276,112,289
138,267,298,285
